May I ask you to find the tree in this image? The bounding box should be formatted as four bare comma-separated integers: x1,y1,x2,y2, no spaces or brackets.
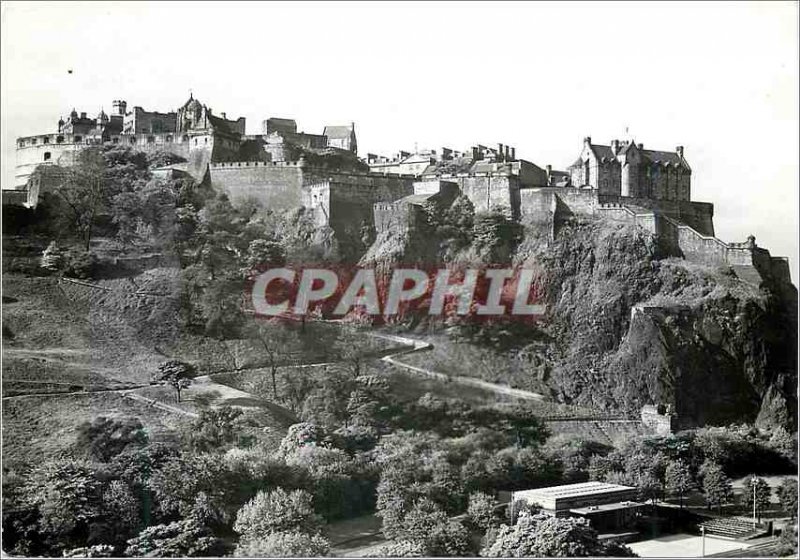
188,405,247,451
503,403,550,448
23,459,104,546
52,149,108,250
124,518,227,557
778,478,798,518
234,531,330,558
467,491,502,532
247,319,297,399
74,416,148,462
153,360,196,403
664,459,693,509
741,475,771,523
90,480,140,547
333,326,371,379
701,461,733,513
481,511,633,557
233,488,323,542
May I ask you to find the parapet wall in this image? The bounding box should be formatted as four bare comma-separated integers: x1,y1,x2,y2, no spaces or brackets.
209,161,306,209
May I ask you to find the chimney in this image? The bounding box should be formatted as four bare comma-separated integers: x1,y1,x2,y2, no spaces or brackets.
583,136,592,146
637,143,643,150
676,145,684,158
546,164,552,174
80,112,87,119
510,146,516,160
472,146,480,160
220,112,226,120
611,139,620,155
113,100,127,116
497,143,504,160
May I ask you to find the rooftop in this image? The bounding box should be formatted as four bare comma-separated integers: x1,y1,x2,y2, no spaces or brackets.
513,481,636,501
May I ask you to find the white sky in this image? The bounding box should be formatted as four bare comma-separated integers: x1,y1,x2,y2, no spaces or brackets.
2,1,798,280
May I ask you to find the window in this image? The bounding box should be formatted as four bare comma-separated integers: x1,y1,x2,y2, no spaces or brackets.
584,159,590,186
112,137,119,144
166,135,172,143
194,139,198,145
44,152,51,161
147,136,155,144
182,135,189,143
42,136,50,144
31,138,38,145
56,135,64,144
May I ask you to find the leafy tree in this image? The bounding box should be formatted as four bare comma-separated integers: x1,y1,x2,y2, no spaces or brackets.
234,531,330,558
51,149,107,250
279,422,327,457
664,459,693,509
778,478,798,518
153,360,196,403
503,403,550,448
233,488,322,542
147,453,229,522
377,540,426,557
394,498,472,557
124,517,227,557
74,416,148,462
62,544,115,557
245,238,286,270
89,480,140,547
481,512,634,557
741,475,771,523
467,491,502,532
23,459,105,547
701,461,733,513
188,405,248,451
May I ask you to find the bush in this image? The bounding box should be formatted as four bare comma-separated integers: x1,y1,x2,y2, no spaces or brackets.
61,249,99,279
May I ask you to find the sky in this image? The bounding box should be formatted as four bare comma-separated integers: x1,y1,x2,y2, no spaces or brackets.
2,1,798,281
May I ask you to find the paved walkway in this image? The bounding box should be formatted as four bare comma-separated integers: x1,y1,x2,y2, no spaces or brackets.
628,533,751,558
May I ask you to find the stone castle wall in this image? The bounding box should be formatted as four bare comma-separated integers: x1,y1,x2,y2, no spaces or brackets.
209,161,306,209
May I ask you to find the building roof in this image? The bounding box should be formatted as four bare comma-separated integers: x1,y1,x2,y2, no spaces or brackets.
516,482,635,499
323,125,354,139
570,501,645,515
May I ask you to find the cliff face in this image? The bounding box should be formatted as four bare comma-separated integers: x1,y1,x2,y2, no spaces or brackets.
364,216,797,430
520,219,797,429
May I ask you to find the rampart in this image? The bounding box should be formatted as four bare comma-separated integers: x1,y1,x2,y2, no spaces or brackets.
436,173,519,218
518,187,790,285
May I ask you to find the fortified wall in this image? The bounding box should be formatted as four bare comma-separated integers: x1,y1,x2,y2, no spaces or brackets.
516,186,789,285
208,161,416,252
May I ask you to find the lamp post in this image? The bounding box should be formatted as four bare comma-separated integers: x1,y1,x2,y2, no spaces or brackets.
700,525,705,557
752,478,758,529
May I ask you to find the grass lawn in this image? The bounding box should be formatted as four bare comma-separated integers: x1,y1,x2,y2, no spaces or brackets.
2,392,189,470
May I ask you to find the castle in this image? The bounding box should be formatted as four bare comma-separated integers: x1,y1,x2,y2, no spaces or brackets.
8,95,792,285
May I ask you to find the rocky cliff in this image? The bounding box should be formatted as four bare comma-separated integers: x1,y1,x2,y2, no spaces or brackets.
365,215,797,430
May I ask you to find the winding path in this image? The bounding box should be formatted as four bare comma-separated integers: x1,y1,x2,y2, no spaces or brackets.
370,332,547,401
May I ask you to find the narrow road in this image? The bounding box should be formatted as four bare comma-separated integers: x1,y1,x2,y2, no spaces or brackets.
370,331,547,401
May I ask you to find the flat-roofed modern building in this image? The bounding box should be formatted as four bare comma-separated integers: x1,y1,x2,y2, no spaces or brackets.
511,482,643,534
